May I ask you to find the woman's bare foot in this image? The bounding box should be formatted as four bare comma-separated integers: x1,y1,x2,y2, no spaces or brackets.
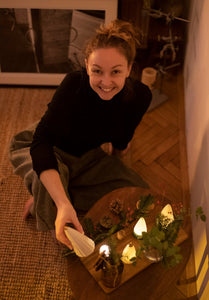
23,196,34,220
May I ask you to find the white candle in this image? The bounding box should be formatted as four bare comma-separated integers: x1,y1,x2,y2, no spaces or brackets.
133,217,147,239
121,243,136,264
161,204,174,226
99,244,110,257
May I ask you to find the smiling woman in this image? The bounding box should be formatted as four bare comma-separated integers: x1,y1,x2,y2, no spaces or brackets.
85,48,131,100
9,19,152,252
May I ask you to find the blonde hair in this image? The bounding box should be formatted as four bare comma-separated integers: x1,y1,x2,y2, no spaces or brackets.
84,19,140,66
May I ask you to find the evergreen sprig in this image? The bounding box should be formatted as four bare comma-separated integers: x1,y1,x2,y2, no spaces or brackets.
82,194,155,245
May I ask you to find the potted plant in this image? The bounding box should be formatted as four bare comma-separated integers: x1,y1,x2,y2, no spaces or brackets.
140,205,185,268
138,204,207,268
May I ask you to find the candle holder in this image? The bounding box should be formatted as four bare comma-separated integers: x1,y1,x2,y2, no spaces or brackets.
121,243,136,264
95,237,124,288
144,247,163,263
140,203,185,267
133,217,147,239
101,260,124,288
160,204,174,227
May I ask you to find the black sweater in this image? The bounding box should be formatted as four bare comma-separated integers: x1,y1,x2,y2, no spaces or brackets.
30,70,152,176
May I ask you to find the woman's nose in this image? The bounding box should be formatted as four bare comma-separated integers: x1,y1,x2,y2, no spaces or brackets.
101,73,112,86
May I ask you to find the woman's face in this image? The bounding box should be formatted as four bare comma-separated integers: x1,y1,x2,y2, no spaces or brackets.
85,48,132,101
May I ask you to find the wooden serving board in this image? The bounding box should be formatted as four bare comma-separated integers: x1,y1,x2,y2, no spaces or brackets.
80,187,189,294
81,221,188,294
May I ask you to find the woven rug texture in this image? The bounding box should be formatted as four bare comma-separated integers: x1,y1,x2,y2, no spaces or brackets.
0,87,74,300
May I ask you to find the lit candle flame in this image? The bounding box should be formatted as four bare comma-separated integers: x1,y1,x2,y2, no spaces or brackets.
99,244,110,257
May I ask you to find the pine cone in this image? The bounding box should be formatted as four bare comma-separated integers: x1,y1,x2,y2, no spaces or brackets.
100,216,113,229
109,198,123,215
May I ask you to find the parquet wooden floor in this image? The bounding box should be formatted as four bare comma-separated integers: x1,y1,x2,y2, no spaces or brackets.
127,70,197,299
131,73,183,204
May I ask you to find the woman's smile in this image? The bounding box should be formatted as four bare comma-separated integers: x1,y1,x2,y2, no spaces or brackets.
99,86,116,94
100,87,114,92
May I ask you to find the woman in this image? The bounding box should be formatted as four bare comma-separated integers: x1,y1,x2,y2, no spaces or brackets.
10,19,152,250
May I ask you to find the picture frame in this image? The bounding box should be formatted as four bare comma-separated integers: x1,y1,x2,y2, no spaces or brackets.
0,0,118,86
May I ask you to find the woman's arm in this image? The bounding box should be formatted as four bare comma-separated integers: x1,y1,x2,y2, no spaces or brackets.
40,169,84,249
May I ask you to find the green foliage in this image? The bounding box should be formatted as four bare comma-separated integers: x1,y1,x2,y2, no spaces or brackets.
106,236,121,265
62,248,75,257
64,195,189,269
63,198,206,271
196,207,206,222
82,217,119,244
138,194,154,211
82,194,155,245
141,214,184,268
80,194,155,264
131,194,155,220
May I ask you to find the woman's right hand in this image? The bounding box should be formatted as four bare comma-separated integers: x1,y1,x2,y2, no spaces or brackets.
39,169,84,250
55,200,84,249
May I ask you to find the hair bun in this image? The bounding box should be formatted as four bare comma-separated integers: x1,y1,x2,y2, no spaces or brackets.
85,19,140,65
97,19,140,48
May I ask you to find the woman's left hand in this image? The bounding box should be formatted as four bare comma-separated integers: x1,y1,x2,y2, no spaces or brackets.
100,142,113,155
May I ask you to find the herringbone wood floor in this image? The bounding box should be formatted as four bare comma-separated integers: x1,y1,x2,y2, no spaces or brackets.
128,71,197,299
131,72,184,204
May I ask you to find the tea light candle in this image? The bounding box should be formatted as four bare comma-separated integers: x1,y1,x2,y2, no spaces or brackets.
99,244,110,257
133,217,147,239
121,243,136,264
161,204,174,226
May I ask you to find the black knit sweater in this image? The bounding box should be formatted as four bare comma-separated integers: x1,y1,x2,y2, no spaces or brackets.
30,70,152,176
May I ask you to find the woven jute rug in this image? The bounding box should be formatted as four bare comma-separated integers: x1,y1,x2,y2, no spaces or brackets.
0,87,74,300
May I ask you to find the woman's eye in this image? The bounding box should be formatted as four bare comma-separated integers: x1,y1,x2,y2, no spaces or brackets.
92,69,101,74
112,70,121,75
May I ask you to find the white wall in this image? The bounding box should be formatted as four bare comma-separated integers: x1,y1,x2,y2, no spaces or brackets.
184,0,209,298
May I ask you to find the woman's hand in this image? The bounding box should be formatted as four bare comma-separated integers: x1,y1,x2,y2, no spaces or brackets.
101,142,131,158
100,142,113,155
40,169,84,249
55,201,84,249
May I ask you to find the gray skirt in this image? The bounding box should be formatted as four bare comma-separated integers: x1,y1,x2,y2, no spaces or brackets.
9,122,148,231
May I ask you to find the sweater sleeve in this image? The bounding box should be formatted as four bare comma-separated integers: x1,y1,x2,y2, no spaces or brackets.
30,71,81,177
